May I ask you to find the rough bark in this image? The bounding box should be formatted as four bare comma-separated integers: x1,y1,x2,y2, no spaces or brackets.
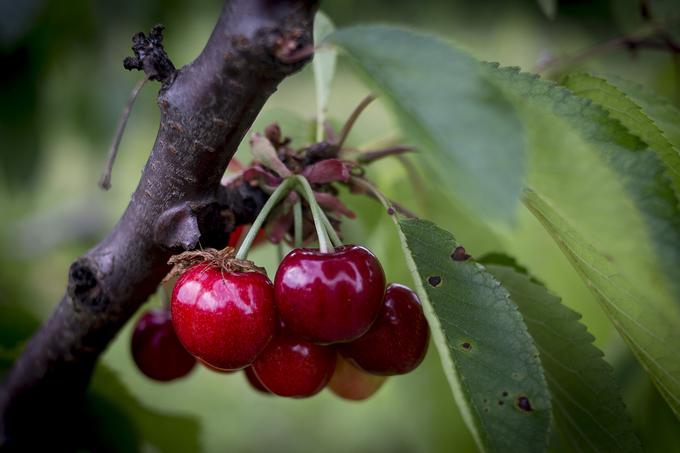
0,0,317,447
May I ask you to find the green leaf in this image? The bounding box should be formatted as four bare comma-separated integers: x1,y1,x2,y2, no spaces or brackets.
485,66,680,304
313,11,337,142
484,260,641,453
482,65,680,416
564,73,680,196
395,217,551,452
611,79,680,152
524,189,680,419
329,26,526,224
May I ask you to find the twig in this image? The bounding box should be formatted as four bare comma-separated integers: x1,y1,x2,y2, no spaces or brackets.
534,22,680,74
356,145,416,164
335,94,376,149
99,76,148,190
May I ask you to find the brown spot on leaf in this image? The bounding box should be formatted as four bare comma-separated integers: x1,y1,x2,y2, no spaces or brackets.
516,396,533,412
427,276,442,287
502,391,508,397
498,400,504,406
451,246,471,261
461,342,472,351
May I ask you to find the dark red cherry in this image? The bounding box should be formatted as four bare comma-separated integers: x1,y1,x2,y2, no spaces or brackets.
274,245,386,344
341,283,430,375
329,355,386,401
131,308,196,382
252,335,336,398
244,366,270,394
171,264,276,370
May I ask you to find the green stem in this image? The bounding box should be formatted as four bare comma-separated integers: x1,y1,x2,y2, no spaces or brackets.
351,176,392,211
236,177,297,260
293,199,303,248
319,210,343,248
294,175,334,253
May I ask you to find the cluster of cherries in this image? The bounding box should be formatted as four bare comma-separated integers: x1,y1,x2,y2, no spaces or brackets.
132,102,429,399
132,239,429,400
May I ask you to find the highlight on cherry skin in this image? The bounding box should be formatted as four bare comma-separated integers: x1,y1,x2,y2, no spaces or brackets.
340,283,430,376
131,308,197,382
170,263,276,370
274,244,386,345
252,334,337,398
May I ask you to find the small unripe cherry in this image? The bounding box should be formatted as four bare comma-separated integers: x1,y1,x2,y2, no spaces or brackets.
329,355,386,401
171,264,276,370
131,308,196,382
252,335,336,398
341,283,430,375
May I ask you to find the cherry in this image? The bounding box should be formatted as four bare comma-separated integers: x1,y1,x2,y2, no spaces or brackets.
228,225,266,248
274,245,386,344
244,366,270,394
340,283,430,375
171,264,276,370
131,308,196,382
252,335,336,398
329,355,386,401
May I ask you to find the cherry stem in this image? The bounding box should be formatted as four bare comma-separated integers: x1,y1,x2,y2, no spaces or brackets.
294,175,334,254
293,199,303,248
319,210,343,248
235,177,297,260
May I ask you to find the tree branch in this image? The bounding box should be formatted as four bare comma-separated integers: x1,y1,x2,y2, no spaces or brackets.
0,0,317,447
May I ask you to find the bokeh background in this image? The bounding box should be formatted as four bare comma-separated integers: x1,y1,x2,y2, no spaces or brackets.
1,0,679,451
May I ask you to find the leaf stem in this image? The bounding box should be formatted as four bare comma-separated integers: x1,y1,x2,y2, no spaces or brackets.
235,178,297,260
350,176,416,219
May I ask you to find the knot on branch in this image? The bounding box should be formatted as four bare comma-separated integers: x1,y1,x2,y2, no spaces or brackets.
227,24,314,78
123,24,176,85
68,259,105,310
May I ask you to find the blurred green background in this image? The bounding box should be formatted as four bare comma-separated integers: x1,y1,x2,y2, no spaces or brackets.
1,0,679,451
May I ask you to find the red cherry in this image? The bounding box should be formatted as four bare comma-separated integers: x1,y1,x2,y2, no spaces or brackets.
340,283,430,375
131,308,196,382
274,245,386,344
228,225,266,248
171,264,276,370
244,366,270,394
329,355,386,401
252,335,336,398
